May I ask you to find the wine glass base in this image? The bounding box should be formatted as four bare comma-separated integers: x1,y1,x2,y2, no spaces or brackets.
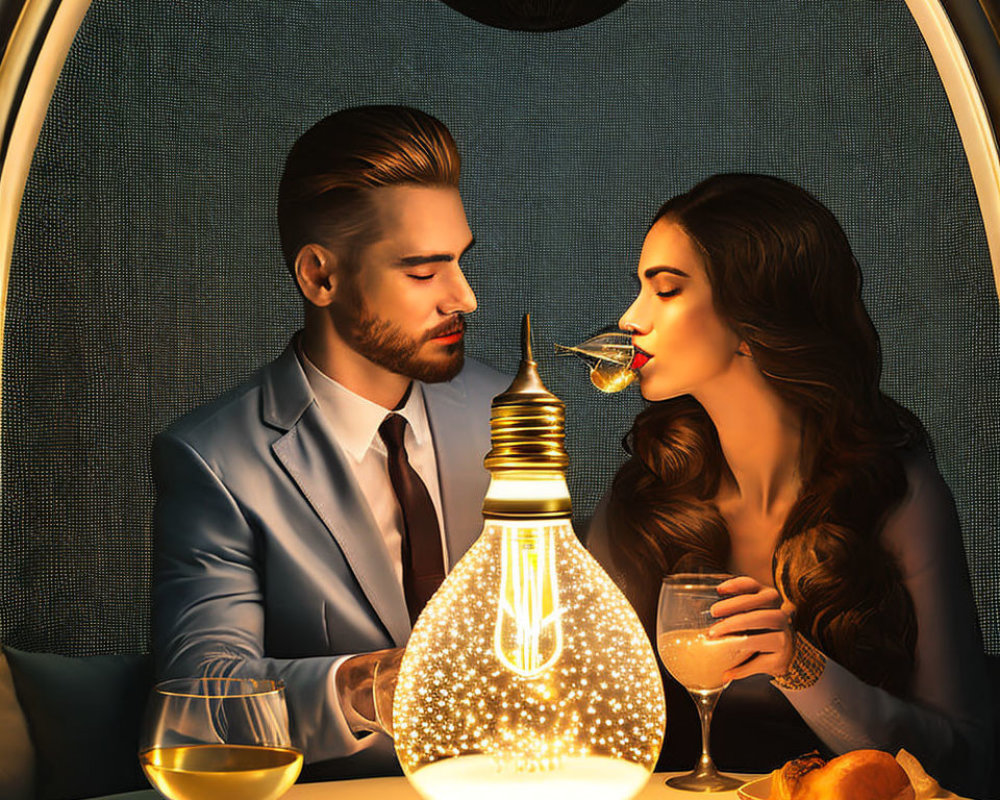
666,770,745,792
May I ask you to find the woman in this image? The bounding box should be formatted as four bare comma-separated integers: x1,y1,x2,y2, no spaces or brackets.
586,174,992,796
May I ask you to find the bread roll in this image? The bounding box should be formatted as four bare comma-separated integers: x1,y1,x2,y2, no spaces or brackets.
769,749,915,800
770,752,825,800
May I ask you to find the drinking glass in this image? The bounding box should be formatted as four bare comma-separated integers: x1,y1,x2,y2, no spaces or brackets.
554,330,638,393
139,678,302,800
657,574,749,792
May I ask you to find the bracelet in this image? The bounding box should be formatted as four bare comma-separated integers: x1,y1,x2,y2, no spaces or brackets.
772,632,826,690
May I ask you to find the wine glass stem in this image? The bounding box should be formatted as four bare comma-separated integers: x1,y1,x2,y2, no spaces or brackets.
692,689,722,776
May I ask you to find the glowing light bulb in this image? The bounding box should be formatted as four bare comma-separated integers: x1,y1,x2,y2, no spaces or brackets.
495,478,564,677
393,317,666,800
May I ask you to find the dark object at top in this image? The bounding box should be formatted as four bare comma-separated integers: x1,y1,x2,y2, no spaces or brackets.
439,0,629,31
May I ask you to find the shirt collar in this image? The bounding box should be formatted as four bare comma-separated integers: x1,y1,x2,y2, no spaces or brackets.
299,348,432,462
396,384,432,449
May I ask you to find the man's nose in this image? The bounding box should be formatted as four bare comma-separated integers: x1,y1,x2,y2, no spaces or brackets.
441,266,477,314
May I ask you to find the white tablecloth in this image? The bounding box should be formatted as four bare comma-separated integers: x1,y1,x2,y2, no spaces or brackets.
96,771,762,800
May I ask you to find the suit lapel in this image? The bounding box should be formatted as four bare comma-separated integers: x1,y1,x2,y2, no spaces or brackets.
263,342,411,646
424,378,489,567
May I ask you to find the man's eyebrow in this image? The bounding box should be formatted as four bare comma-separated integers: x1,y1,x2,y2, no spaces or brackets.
399,254,451,266
398,237,476,267
643,265,690,280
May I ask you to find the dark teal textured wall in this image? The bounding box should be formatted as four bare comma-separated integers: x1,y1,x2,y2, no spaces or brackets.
3,0,997,654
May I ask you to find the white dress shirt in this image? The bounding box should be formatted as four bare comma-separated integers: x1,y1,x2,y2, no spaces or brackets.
299,349,450,586
299,349,455,737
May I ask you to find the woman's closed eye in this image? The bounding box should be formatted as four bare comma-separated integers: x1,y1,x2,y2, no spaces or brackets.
656,287,680,298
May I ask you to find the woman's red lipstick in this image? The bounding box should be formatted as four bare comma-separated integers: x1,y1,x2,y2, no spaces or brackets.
630,347,652,370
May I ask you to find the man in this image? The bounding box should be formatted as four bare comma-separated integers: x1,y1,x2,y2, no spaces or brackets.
151,106,508,779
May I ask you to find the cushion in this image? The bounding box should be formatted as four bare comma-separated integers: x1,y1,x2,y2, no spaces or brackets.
0,652,35,800
4,647,152,800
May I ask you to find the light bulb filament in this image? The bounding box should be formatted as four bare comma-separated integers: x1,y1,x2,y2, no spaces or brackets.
494,524,564,677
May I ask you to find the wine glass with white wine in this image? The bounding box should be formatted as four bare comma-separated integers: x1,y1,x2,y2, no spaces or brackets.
139,678,302,800
657,574,751,792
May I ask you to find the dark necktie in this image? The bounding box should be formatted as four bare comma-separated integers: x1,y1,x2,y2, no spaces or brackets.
378,413,445,624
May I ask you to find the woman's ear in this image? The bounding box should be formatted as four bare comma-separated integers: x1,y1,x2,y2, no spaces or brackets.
294,244,338,307
736,341,753,358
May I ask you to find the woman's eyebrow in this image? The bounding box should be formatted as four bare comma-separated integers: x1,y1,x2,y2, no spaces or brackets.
644,265,690,280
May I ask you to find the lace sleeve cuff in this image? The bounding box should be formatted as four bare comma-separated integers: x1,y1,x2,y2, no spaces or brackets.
772,632,827,690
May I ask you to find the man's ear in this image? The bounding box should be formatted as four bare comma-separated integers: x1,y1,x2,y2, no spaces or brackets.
295,244,338,307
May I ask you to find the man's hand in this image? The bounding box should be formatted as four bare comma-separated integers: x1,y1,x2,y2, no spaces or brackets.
335,647,405,737
372,647,404,736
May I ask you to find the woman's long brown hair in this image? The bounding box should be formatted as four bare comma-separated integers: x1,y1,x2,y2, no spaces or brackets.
608,174,924,695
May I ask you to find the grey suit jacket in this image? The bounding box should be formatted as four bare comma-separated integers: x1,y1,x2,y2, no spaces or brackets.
151,338,508,779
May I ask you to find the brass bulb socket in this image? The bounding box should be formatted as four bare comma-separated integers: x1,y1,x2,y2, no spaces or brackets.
483,401,569,472
480,500,573,519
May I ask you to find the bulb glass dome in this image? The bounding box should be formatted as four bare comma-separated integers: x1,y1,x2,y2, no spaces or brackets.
393,316,665,800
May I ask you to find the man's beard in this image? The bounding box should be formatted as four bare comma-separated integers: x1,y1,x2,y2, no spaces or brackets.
331,286,465,383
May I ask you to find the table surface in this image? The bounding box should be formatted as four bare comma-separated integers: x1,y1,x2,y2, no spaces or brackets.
98,771,763,800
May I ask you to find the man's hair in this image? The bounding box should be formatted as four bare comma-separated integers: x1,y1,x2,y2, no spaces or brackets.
277,105,461,275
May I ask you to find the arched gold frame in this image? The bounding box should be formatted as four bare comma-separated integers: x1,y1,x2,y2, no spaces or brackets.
0,0,998,450
0,0,92,454
904,0,1000,293
0,0,93,352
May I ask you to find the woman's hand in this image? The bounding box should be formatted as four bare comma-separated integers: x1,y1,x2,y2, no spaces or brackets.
708,575,795,682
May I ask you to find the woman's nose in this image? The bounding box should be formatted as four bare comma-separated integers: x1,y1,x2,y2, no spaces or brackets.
618,296,648,334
